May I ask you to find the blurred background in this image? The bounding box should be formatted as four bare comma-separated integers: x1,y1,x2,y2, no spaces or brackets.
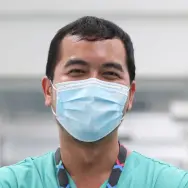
0,0,188,168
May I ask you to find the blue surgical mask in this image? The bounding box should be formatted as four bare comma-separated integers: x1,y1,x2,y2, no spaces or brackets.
51,78,129,142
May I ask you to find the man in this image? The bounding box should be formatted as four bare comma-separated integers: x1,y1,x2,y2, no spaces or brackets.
0,16,188,188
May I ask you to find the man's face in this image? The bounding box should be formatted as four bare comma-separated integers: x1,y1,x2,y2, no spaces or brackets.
42,35,135,113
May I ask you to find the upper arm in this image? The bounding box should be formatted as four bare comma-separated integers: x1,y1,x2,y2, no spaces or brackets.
0,159,44,188
154,165,188,188
0,167,17,188
178,173,188,188
0,182,4,188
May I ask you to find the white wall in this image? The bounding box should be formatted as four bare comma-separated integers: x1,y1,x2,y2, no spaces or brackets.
0,0,188,13
0,0,188,77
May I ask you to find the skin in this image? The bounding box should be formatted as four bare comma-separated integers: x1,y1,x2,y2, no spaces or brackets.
42,35,136,188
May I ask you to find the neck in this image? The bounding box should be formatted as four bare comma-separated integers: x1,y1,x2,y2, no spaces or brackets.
59,128,119,178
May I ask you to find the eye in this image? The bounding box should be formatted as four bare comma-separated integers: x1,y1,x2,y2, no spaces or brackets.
103,71,120,79
68,69,86,76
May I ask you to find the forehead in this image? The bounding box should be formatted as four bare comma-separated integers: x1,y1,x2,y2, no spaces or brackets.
59,35,126,66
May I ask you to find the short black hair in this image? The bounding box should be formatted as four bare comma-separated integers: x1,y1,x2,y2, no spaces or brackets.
46,16,136,82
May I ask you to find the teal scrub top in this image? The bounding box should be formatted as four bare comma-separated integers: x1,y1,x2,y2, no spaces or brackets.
0,151,188,188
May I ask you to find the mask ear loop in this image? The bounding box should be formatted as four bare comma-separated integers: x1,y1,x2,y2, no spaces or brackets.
49,80,58,117
119,91,130,124
50,80,57,91
121,115,125,122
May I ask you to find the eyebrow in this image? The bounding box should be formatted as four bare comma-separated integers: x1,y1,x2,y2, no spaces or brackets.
102,62,124,72
64,59,124,72
64,59,89,68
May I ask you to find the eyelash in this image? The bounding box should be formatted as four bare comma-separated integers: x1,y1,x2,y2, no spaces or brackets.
68,69,85,74
103,71,120,78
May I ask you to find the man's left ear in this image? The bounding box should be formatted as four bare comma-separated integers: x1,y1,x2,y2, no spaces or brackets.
128,80,136,110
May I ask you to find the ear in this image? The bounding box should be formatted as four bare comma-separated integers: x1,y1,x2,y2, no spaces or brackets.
42,76,52,107
128,80,136,110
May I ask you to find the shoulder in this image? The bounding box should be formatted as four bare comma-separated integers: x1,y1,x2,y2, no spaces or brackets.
0,151,55,188
134,152,188,188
